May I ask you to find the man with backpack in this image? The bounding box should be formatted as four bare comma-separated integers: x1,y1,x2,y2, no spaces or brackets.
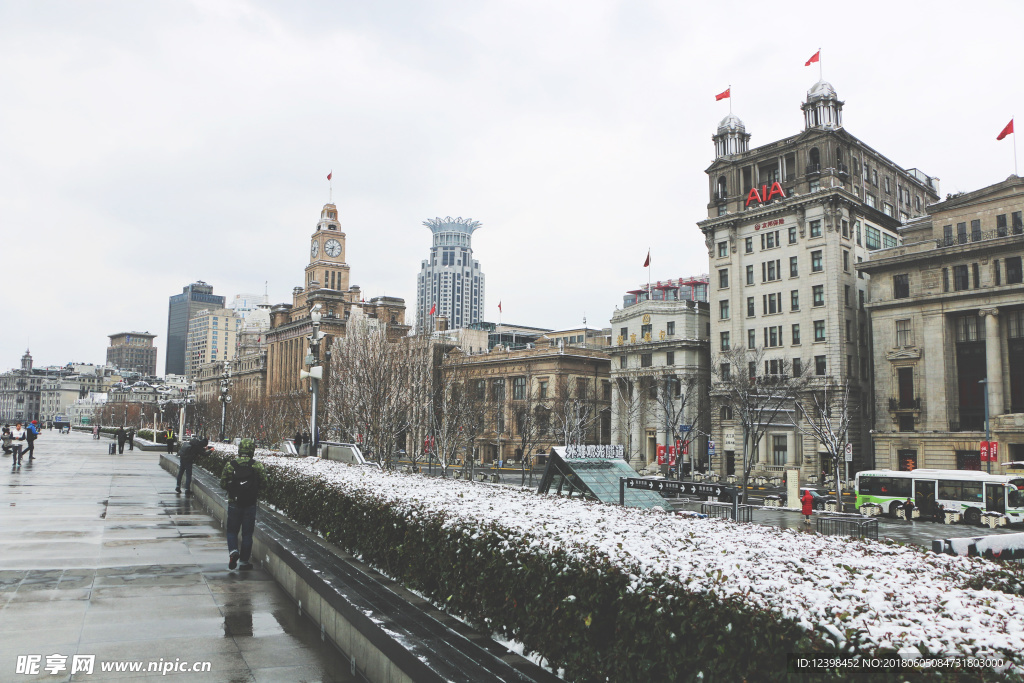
176,437,209,494
219,439,268,571
25,421,39,460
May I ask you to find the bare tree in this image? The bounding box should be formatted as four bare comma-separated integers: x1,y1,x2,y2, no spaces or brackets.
326,318,411,470
509,366,545,486
427,349,483,477
651,370,704,477
711,346,809,502
551,375,602,448
611,371,651,468
791,377,852,502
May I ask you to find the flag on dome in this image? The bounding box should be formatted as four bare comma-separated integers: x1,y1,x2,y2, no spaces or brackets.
805,49,820,66
997,119,1014,141
715,88,730,101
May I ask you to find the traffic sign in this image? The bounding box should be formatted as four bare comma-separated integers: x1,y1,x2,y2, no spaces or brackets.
844,442,853,462
625,478,735,499
679,424,692,433
707,439,715,456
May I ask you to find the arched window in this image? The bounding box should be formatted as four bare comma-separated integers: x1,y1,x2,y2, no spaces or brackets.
717,176,727,199
836,147,843,166
808,148,820,171
720,405,733,420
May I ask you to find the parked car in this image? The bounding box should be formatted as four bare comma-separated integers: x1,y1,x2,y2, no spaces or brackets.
800,487,837,511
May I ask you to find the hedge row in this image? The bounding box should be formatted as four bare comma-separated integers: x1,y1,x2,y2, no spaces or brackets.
193,449,1011,682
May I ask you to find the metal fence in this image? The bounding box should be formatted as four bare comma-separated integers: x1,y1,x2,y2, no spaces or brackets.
701,502,754,522
816,515,879,540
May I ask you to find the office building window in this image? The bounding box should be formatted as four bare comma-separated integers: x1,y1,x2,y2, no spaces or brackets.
791,290,799,310
748,329,756,349
717,241,728,258
1007,256,1023,284
812,285,824,307
720,331,730,351
640,353,653,368
745,236,753,253
953,264,969,291
791,324,801,345
842,219,849,238
790,256,799,277
793,358,802,376
720,363,731,381
666,321,675,335
746,265,754,285
843,250,850,271
844,285,851,307
512,376,526,400
894,273,909,299
747,296,755,317
811,250,822,272
896,319,912,346
814,320,826,342
789,226,797,244
719,300,730,320
855,221,862,245
718,269,729,288
809,219,822,238
972,262,980,289
971,219,982,242
666,351,675,366
815,355,827,375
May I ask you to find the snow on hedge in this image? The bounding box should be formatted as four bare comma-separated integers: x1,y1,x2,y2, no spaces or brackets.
253,453,1024,666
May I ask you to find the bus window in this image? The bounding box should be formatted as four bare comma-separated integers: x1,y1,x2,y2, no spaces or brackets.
1009,487,1024,508
859,477,878,495
873,477,892,495
962,482,983,502
892,478,912,497
939,481,961,500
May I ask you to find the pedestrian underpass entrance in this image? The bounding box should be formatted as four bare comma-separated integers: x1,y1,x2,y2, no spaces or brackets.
536,446,672,510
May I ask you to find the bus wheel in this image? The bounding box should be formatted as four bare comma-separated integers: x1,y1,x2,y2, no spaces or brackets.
889,501,903,517
964,508,982,526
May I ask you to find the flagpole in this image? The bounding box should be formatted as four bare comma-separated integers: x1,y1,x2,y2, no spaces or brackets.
818,47,822,80
647,247,651,302
1014,116,1018,177
729,84,732,114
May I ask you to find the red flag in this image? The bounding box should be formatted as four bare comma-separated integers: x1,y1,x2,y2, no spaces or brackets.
498,301,502,313
997,118,1014,141
429,303,436,315
805,50,820,66
643,249,650,268
715,88,730,101
327,171,332,181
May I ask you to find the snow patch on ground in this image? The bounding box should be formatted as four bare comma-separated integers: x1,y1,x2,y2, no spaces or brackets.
243,451,1024,667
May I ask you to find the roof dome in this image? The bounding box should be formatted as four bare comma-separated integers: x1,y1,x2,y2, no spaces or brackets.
807,79,837,101
717,113,745,132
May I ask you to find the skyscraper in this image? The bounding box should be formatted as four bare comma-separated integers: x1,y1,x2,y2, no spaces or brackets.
416,217,485,333
166,281,225,376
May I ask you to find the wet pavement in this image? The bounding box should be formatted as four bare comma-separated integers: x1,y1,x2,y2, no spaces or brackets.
0,431,357,682
671,498,1024,547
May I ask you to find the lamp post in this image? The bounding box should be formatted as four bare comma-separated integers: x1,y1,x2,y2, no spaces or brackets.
219,363,232,443
301,304,325,457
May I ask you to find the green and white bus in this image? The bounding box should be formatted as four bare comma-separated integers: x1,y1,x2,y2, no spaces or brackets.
855,469,1024,525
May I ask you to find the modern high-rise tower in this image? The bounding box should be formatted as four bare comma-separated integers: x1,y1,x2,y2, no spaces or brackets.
166,281,225,376
416,217,485,332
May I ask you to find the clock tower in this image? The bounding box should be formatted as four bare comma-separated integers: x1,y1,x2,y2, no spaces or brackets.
306,203,351,293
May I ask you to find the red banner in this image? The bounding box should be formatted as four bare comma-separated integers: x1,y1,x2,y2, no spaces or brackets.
980,440,990,462
657,444,666,465
991,441,999,463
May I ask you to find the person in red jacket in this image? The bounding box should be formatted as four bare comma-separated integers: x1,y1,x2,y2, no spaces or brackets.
801,489,814,524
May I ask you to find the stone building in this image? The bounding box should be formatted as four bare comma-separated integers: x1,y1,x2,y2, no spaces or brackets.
106,332,158,376
697,80,941,477
0,351,47,424
185,308,242,380
608,277,710,472
859,175,1024,470
264,202,410,413
446,345,611,465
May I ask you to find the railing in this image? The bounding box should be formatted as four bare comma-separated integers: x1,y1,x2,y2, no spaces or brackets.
936,227,1023,248
816,515,878,540
806,163,821,174
836,163,849,175
888,397,921,411
701,502,754,522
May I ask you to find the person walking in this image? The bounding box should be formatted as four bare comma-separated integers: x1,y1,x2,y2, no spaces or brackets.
93,424,99,440
902,498,915,522
11,422,27,466
801,489,814,524
176,437,209,495
115,426,126,454
127,428,135,451
220,439,268,571
2,426,14,465
165,428,175,454
25,421,39,460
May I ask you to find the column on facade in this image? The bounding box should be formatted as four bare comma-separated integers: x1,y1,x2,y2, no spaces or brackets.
981,308,1004,416
785,431,797,467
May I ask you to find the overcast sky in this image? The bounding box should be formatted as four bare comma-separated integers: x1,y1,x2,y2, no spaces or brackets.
2,0,1020,372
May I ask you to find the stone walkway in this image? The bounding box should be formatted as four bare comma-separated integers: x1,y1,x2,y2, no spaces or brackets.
0,431,356,682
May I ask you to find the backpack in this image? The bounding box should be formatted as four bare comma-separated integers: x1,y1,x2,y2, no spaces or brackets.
228,459,260,506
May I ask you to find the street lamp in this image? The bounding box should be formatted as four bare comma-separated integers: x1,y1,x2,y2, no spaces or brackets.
219,363,232,443
300,304,326,457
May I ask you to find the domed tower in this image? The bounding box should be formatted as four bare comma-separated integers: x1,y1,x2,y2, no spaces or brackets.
802,80,844,130
712,113,750,159
20,349,32,372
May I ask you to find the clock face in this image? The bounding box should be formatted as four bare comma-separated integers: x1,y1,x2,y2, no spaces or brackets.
310,241,319,258
324,239,342,258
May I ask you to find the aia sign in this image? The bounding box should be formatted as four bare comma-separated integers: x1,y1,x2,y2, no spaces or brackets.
745,181,786,207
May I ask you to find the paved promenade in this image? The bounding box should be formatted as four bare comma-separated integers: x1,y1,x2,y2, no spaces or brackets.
0,431,355,682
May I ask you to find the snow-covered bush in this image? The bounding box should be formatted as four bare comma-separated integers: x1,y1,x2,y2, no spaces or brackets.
194,448,1024,681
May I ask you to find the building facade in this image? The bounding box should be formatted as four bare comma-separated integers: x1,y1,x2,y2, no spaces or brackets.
608,278,711,472
416,217,485,333
106,332,158,376
860,175,1024,470
447,345,611,465
185,308,242,380
697,81,940,478
166,282,225,376
0,351,46,423
265,202,409,408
